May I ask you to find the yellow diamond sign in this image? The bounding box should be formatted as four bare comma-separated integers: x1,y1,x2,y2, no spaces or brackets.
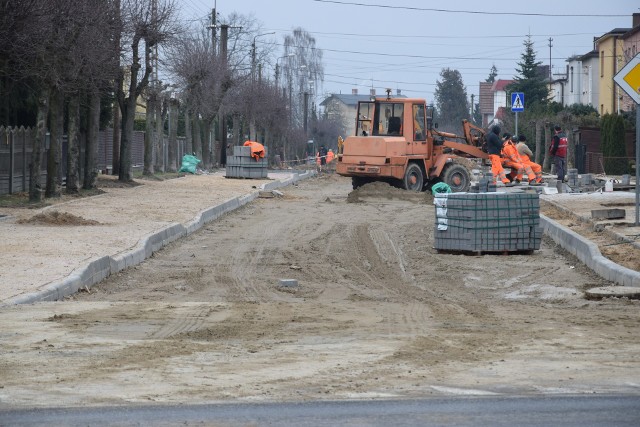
614,53,640,104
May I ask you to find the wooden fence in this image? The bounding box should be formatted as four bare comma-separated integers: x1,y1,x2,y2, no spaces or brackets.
0,127,185,195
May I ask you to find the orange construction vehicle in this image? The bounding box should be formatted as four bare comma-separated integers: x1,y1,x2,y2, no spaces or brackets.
336,92,488,192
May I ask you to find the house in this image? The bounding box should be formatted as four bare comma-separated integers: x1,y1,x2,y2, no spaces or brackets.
595,27,631,115
478,82,493,127
619,13,640,112
320,89,405,137
562,50,599,108
478,79,513,128
550,72,568,105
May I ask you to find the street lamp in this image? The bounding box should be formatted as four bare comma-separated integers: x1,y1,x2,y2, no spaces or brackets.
251,32,275,82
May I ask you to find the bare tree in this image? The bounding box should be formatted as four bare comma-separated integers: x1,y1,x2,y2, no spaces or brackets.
115,0,179,182
283,28,324,129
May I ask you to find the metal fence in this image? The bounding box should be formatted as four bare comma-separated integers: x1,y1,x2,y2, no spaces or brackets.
584,152,635,176
0,126,185,195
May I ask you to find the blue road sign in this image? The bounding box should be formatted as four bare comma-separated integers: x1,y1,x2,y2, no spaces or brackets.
511,92,524,112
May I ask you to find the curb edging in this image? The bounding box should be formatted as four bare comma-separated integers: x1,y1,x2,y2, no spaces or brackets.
4,171,315,306
540,214,640,287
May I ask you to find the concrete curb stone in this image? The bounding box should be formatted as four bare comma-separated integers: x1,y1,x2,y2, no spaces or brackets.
4,171,316,306
540,214,640,288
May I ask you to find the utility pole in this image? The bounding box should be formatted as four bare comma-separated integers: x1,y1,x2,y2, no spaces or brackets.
304,91,309,134
548,37,553,96
209,7,217,56
470,94,475,122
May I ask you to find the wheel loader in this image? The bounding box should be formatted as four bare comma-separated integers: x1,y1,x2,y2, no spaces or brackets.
336,92,488,192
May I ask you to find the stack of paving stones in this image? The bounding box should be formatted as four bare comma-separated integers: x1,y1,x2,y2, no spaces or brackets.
434,192,542,253
469,172,496,193
225,145,268,179
567,168,579,187
581,173,594,186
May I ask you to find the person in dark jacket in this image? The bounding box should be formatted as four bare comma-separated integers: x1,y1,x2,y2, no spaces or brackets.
486,125,511,185
550,125,567,182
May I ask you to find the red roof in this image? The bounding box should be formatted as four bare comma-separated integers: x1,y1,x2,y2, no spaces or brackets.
491,79,513,92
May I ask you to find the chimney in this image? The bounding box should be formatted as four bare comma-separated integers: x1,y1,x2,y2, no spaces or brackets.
633,13,640,28
370,88,376,96
396,89,402,96
352,88,358,95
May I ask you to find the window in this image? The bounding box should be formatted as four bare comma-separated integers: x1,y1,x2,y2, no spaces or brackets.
412,104,426,141
600,51,604,77
356,102,374,136
374,102,404,136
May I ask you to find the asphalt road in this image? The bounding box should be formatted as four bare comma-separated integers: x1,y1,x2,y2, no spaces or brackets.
2,395,640,426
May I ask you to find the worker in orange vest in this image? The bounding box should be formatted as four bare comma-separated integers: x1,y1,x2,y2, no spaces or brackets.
486,125,512,185
326,149,335,163
515,134,543,184
501,133,535,185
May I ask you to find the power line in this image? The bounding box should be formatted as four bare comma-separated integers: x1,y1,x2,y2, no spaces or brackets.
263,26,600,40
311,0,629,17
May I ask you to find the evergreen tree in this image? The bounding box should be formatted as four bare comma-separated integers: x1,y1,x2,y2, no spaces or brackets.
434,68,469,133
507,36,549,107
601,114,628,174
486,64,498,83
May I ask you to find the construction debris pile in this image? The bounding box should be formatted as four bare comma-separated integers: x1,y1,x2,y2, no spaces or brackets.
434,192,542,253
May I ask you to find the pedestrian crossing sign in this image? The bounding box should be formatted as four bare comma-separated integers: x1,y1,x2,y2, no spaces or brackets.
511,92,524,112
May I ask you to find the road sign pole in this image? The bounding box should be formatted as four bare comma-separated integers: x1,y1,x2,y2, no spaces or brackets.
636,104,640,227
515,112,518,137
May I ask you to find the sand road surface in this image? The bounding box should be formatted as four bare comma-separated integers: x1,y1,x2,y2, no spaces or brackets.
1,174,639,408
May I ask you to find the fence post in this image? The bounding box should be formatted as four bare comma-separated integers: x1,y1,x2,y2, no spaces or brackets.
9,128,14,194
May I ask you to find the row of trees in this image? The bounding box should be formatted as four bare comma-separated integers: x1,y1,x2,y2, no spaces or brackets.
432,35,634,173
1,0,343,203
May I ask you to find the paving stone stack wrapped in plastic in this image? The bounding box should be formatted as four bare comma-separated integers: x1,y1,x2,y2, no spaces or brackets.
434,192,542,253
225,145,268,179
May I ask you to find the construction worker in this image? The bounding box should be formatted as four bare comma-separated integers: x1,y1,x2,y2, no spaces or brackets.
486,125,512,186
501,133,536,185
550,125,568,182
516,135,543,184
317,145,328,172
326,149,335,163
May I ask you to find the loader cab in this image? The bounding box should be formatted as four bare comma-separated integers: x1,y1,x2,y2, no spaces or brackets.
373,102,404,136
426,104,435,130
356,102,374,136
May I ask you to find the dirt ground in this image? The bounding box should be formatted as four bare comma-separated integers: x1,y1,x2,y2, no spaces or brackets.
1,174,640,408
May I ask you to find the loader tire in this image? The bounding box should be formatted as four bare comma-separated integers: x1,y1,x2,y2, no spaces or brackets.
403,163,424,191
352,176,370,190
441,163,471,193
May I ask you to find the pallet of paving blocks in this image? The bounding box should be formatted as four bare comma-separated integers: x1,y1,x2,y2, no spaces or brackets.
225,145,268,179
434,192,542,254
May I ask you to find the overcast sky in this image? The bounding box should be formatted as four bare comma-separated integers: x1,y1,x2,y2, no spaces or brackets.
182,0,639,105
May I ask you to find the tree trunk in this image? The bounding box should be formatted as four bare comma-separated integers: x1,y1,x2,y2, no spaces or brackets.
184,109,192,155
29,89,49,202
193,115,202,161
154,98,165,173
66,94,80,194
167,98,179,172
542,123,552,172
233,115,241,145
119,93,136,182
84,91,100,189
112,100,121,175
566,124,575,170
46,88,63,198
534,120,543,165
201,117,211,168
144,93,155,175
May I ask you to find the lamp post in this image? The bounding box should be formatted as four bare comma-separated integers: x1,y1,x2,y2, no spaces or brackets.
251,32,275,83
